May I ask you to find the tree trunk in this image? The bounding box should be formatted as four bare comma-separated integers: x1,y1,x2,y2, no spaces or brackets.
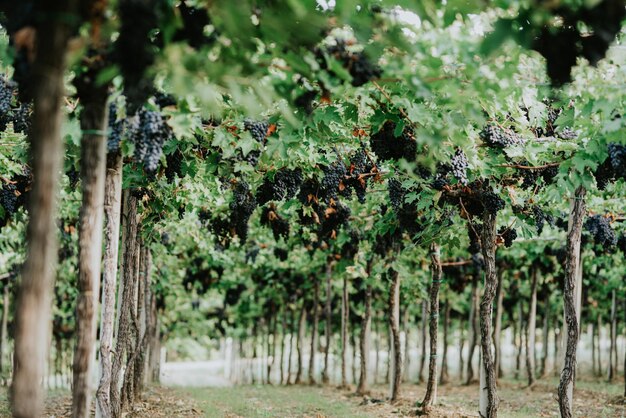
540,305,550,378
96,150,123,418
608,289,617,382
309,277,320,384
110,192,139,418
374,318,380,385
388,268,401,402
558,186,586,418
402,309,410,383
351,328,357,385
268,311,277,384
440,297,450,385
596,315,602,377
340,274,349,387
10,2,78,416
515,303,523,380
72,68,109,418
466,275,479,385
422,243,442,410
121,235,142,408
133,249,151,399
322,260,332,384
526,268,538,386
287,309,295,385
0,285,9,374
280,309,287,385
493,271,504,379
418,300,427,383
147,293,160,383
295,302,306,384
459,318,465,382
357,284,372,395
478,211,499,418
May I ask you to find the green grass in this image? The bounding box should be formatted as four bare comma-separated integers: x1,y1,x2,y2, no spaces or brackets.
181,385,375,418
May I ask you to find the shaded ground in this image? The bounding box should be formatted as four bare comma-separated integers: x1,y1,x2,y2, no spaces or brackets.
0,376,623,417
180,376,625,418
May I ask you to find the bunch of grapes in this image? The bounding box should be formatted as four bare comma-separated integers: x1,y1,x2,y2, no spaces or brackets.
107,103,125,153
0,76,16,115
294,89,318,114
593,142,626,189
341,148,375,203
297,178,320,206
256,168,303,205
11,104,30,134
0,183,18,215
584,214,617,247
161,232,171,246
450,148,469,185
245,246,260,264
320,160,348,200
498,227,518,248
369,121,416,162
66,166,80,189
387,178,405,211
479,125,525,148
482,190,506,214
318,201,351,241
260,205,290,240
532,205,554,235
319,40,382,87
468,222,483,253
340,230,361,259
131,108,172,172
229,181,257,242
165,149,184,182
471,252,485,272
243,119,270,143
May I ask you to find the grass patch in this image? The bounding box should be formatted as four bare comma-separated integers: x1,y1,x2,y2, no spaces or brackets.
182,385,374,418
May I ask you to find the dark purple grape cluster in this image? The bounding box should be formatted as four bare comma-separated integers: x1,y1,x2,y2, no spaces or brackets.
243,119,270,143
370,121,416,162
260,205,290,241
431,175,449,191
107,103,125,153
245,246,260,263
471,252,485,272
450,148,469,185
319,40,382,87
66,166,79,189
161,232,171,246
584,214,616,247
320,160,348,200
498,227,517,248
593,142,626,189
479,125,525,148
294,89,317,114
482,190,505,214
256,168,303,205
318,201,351,241
0,183,18,215
165,149,184,182
11,104,30,134
468,222,483,253
297,178,320,206
131,108,173,172
532,205,554,235
0,76,16,115
341,148,375,203
229,181,257,242
340,230,361,259
387,178,405,211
